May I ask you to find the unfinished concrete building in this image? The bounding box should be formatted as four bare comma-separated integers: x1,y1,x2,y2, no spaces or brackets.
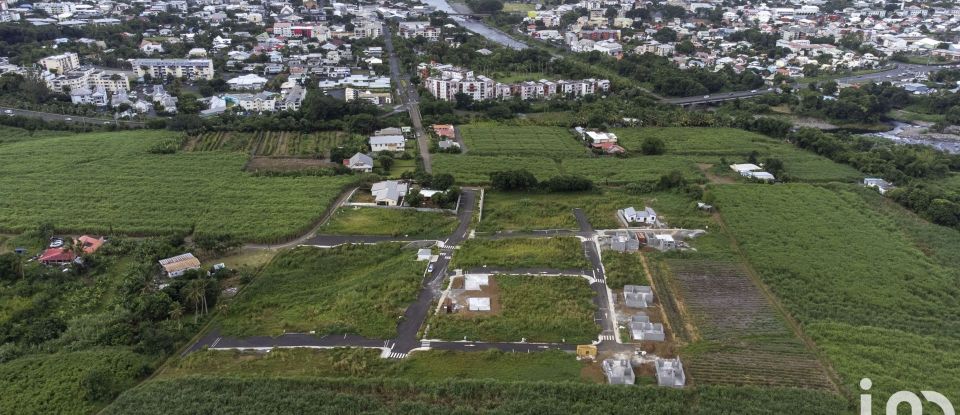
656,357,686,388
623,285,654,308
607,230,640,252
629,313,665,341
646,232,677,251
602,358,636,385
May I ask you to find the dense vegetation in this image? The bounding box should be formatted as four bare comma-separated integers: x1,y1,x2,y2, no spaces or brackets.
0,130,353,242
451,238,589,270
102,376,851,414
216,244,425,339
428,275,599,343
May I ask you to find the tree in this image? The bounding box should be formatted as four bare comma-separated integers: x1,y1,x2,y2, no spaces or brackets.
377,154,394,172
489,170,538,191
640,136,666,155
405,191,423,207
183,279,208,322
653,28,678,43
821,80,839,96
169,302,184,331
432,173,455,191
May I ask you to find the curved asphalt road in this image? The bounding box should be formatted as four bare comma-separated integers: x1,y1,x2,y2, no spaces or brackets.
0,106,145,127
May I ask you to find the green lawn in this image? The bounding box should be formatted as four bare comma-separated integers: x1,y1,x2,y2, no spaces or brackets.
0,130,353,243
458,123,588,157
427,275,599,343
216,244,425,339
713,183,960,398
452,237,589,270
160,348,592,383
612,127,862,182
479,190,709,232
320,207,457,238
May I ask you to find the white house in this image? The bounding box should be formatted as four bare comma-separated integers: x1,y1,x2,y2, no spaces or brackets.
158,253,201,277
344,152,373,172
369,135,405,152
227,73,269,90
370,180,409,206
622,206,657,224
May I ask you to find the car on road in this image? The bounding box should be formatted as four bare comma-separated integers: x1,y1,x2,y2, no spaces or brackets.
750,90,757,93
703,95,710,98
3,109,11,114
427,263,434,273
65,117,72,121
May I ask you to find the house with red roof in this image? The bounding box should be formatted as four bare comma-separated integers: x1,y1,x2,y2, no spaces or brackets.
37,236,106,265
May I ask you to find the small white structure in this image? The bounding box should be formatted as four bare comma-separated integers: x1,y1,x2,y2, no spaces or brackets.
748,171,776,181
655,357,686,388
730,163,774,181
602,358,636,385
464,274,490,291
621,206,657,224
416,249,432,261
623,285,654,308
864,178,894,194
468,297,491,311
158,253,201,277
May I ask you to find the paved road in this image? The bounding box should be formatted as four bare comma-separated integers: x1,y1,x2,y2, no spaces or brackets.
573,208,619,344
0,106,146,127
301,234,429,247
244,188,358,250
383,25,432,173
663,63,959,106
427,340,575,353
185,330,388,355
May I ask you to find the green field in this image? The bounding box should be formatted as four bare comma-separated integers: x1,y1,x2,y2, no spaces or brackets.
479,190,709,232
186,130,361,157
0,126,66,144
452,237,590,270
612,127,862,182
434,154,703,185
216,244,425,339
428,275,599,343
433,154,562,184
458,123,587,157
602,252,650,289
713,183,960,398
160,348,591,383
0,130,352,242
103,376,850,414
320,207,458,238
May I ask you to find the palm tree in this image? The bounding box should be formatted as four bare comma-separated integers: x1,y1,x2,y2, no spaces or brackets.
168,302,184,331
183,280,207,323
68,238,86,262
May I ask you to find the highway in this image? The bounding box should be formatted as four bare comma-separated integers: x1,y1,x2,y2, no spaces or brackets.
663,63,959,106
0,106,146,127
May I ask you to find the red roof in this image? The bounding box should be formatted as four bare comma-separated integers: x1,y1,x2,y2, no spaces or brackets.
77,235,105,254
38,248,75,264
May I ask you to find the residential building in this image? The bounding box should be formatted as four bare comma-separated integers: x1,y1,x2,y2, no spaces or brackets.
621,206,657,225
38,52,80,74
227,73,269,90
629,313,665,341
344,152,373,172
398,21,440,41
369,135,405,152
370,180,409,206
130,59,215,80
623,285,654,307
159,253,201,277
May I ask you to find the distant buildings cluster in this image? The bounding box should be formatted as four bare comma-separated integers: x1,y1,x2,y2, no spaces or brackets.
419,62,610,102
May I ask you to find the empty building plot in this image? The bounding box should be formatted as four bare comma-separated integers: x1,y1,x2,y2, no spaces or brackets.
665,260,834,390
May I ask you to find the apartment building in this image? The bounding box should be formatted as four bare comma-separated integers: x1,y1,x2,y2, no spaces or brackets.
38,52,80,74
130,59,215,80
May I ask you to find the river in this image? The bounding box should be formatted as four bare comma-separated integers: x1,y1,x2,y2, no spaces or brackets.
871,121,960,154
419,0,528,50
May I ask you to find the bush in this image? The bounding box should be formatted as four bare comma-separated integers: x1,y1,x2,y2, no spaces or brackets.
541,175,594,192
641,136,666,155
489,169,538,191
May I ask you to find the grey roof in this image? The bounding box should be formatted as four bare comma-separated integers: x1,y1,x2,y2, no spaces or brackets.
348,152,373,167
369,135,404,145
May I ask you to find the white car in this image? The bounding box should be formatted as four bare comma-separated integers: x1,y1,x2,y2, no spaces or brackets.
3,109,11,114
65,117,72,121
703,95,710,99
49,239,64,248
751,90,757,93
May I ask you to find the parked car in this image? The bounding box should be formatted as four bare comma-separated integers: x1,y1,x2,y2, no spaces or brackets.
427,263,434,273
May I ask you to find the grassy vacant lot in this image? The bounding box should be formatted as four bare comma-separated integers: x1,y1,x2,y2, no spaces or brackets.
104,376,850,415
0,348,151,415
452,237,589,270
186,130,362,158
458,123,587,158
602,252,649,289
217,244,424,339
433,154,703,185
612,127,862,182
713,183,960,398
432,154,562,184
0,130,352,242
160,348,591,383
428,275,599,343
321,207,457,238
479,190,708,232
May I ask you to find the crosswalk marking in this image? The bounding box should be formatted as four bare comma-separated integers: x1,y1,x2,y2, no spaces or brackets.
598,334,615,341
421,340,431,348
388,352,407,359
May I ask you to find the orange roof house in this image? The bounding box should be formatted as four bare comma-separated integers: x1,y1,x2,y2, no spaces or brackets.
37,235,106,265
431,124,456,139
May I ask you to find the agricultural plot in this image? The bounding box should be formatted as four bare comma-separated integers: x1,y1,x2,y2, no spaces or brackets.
427,275,600,343
103,377,851,415
320,207,457,238
665,260,834,390
215,244,426,339
713,184,960,397
612,127,862,182
0,130,352,242
458,123,589,157
478,190,709,232
432,154,562,184
0,126,65,144
451,237,590,270
186,130,360,157
561,156,704,185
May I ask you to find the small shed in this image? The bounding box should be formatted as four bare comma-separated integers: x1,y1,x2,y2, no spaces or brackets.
576,344,598,360
416,249,432,261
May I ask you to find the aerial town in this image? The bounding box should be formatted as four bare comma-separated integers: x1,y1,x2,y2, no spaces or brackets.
1,0,960,413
